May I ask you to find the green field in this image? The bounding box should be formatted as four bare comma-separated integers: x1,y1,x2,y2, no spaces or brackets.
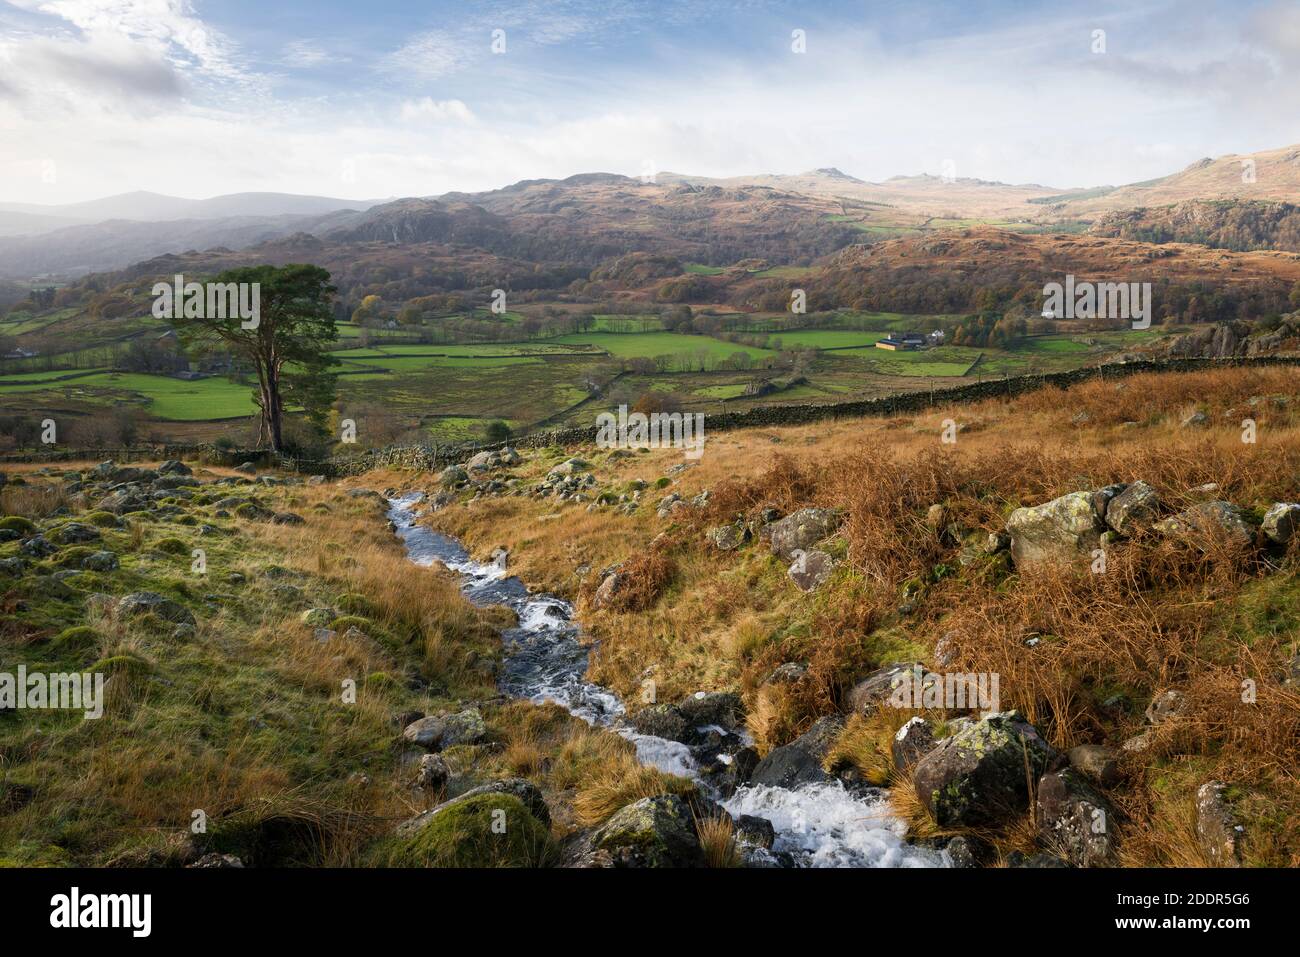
683,263,727,275
764,330,889,350
551,331,773,361
0,371,256,419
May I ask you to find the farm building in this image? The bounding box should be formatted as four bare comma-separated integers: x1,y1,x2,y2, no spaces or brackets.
875,333,926,351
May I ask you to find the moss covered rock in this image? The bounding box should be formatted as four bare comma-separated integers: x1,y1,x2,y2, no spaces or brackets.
591,794,703,867
0,516,35,535
385,793,556,867
913,710,1059,828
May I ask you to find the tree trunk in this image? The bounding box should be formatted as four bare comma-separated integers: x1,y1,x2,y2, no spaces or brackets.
267,363,283,452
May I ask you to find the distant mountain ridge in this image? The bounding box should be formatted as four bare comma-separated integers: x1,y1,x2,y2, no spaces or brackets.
5,144,1300,279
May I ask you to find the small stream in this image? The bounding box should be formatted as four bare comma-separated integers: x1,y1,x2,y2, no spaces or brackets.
388,491,944,868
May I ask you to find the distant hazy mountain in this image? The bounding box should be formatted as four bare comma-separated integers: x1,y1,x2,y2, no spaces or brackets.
0,191,386,228
0,209,363,278
5,146,1300,280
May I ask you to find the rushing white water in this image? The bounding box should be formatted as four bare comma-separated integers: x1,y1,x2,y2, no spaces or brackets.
387,490,944,868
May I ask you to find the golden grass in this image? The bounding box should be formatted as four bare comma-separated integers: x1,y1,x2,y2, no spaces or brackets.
695,812,742,868
409,362,1300,865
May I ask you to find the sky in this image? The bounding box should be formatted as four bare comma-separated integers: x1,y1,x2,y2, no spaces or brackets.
1,0,1299,205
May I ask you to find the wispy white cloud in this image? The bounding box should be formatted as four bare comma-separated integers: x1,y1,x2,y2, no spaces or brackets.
280,38,336,69
398,97,476,123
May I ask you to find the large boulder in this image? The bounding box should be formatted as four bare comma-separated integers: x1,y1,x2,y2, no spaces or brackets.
912,711,1059,828
749,715,843,789
1037,769,1117,867
766,508,842,561
388,792,555,867
401,778,553,830
1006,492,1104,566
1261,502,1300,545
591,794,702,868
401,708,488,751
1103,481,1160,536
465,450,499,472
1155,501,1253,549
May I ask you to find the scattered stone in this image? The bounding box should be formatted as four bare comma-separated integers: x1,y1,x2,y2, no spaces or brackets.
1195,782,1244,867
413,754,450,792
749,715,844,789
630,704,689,741
188,853,244,868
846,662,932,713
984,532,1010,555
271,512,305,525
1067,744,1121,788
81,550,119,573
1261,502,1300,545
734,814,775,850
1145,689,1187,725
1180,410,1209,428
592,572,620,610
234,462,257,476
1155,501,1253,549
677,691,742,728
439,466,468,487
787,548,835,591
158,460,192,476
116,591,196,626
300,607,335,628
401,708,488,751
766,507,842,561
19,536,57,558
763,662,807,686
892,716,937,771
1103,480,1160,535
52,522,101,544
706,523,747,551
1037,768,1117,866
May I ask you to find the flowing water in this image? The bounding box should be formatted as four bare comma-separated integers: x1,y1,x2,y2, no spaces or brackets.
388,491,944,868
